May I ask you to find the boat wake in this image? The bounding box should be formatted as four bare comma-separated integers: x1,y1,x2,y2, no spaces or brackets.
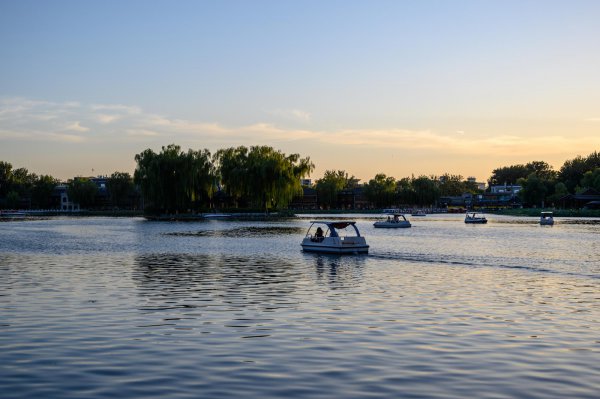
367,251,599,280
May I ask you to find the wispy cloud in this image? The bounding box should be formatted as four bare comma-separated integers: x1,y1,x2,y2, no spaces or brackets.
266,108,312,123
95,114,122,124
1,97,599,158
65,121,90,132
126,129,160,137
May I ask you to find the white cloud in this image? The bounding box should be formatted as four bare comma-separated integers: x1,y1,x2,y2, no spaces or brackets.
95,114,121,124
2,96,599,158
65,121,90,132
47,133,86,143
126,129,159,137
91,103,141,114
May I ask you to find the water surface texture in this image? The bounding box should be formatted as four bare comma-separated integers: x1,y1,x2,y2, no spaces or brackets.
1,214,598,398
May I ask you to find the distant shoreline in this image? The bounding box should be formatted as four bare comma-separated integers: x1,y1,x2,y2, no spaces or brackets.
3,208,600,220
487,209,600,218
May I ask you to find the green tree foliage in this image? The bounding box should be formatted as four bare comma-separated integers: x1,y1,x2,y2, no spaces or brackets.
525,161,557,181
412,175,440,206
488,164,530,186
364,173,397,208
213,146,249,207
545,182,569,207
315,170,353,209
488,161,556,188
6,191,20,208
11,168,37,200
0,163,59,209
134,144,215,213
559,151,600,193
463,179,481,194
518,173,548,207
136,144,312,213
243,146,314,212
32,175,60,208
107,172,135,208
215,145,313,212
580,168,600,191
396,177,416,205
0,161,13,198
67,177,98,208
439,174,468,196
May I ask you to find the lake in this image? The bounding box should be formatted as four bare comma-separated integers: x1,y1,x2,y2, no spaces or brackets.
1,214,598,398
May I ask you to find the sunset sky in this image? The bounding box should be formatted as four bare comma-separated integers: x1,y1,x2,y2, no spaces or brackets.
1,0,599,182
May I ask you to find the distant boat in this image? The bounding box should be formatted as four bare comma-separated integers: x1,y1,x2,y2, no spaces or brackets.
411,210,426,216
540,211,554,226
464,212,487,224
203,213,232,219
374,213,411,228
301,220,369,254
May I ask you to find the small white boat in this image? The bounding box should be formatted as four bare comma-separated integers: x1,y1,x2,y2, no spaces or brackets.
301,221,369,254
374,213,411,228
411,210,426,216
464,212,487,224
540,211,554,225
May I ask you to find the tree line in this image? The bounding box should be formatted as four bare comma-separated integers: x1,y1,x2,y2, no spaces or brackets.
486,152,600,207
1,148,599,211
314,171,481,208
0,161,136,210
134,144,314,213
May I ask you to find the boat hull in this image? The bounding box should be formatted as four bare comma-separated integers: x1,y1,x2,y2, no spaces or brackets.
465,219,487,224
301,236,369,254
373,222,411,228
301,243,369,254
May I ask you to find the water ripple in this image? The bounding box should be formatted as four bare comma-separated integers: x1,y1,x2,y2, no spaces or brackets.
1,217,599,398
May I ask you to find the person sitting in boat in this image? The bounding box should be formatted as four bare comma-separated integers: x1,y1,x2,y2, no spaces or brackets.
313,227,324,242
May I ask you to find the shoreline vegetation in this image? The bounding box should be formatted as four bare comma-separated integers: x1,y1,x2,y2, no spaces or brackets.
2,147,599,216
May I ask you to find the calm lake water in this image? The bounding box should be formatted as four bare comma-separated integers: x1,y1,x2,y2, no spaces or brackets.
1,214,599,398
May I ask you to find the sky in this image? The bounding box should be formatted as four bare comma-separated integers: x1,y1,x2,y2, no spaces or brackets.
1,0,599,183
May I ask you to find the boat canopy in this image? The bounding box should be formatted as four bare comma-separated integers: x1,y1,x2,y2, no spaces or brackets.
309,221,356,229
308,221,361,236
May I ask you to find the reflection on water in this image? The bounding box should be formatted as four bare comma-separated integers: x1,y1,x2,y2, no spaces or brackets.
310,253,367,287
133,253,300,305
1,217,599,398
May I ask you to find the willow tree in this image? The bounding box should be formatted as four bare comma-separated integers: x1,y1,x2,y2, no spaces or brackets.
215,145,313,212
245,146,314,212
107,172,135,208
134,144,214,213
185,148,216,209
213,146,249,207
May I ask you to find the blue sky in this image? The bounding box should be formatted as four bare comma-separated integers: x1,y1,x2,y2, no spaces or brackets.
1,0,599,181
